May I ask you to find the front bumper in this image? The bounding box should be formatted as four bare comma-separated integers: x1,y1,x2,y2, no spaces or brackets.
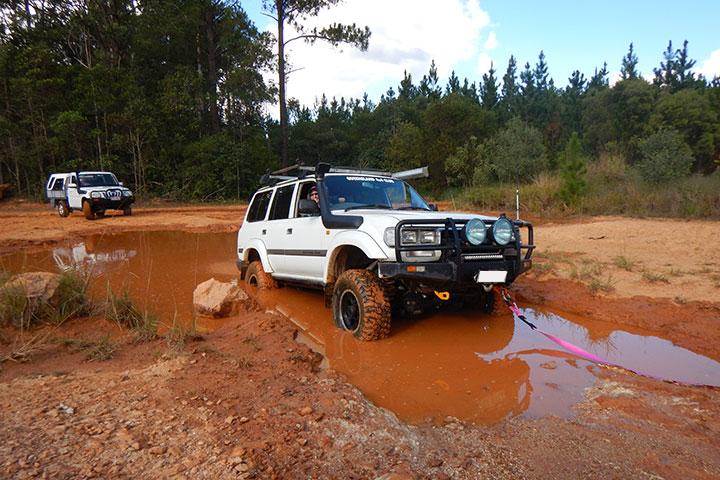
89,196,134,211
378,257,533,285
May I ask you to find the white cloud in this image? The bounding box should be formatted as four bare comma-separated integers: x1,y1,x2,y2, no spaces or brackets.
477,53,493,76
484,31,498,50
260,0,492,109
699,49,720,79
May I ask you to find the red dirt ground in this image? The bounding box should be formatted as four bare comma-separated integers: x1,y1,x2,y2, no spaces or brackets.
1,202,719,479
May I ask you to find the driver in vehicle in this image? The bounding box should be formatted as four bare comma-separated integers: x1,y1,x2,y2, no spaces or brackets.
309,185,319,206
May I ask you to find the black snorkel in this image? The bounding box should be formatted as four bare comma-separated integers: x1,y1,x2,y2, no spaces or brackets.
316,162,363,229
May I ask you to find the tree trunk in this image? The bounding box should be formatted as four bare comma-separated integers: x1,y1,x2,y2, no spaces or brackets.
205,5,220,133
277,0,289,166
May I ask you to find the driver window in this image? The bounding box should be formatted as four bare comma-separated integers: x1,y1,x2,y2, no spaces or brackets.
295,182,318,217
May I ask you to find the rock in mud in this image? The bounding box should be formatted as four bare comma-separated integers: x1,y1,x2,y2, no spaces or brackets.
2,272,61,305
193,278,248,318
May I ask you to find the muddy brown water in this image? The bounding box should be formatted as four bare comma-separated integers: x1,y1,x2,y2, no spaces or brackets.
3,231,719,425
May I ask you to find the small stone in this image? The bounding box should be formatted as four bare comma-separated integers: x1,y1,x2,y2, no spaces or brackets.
228,457,243,466
225,416,236,425
229,447,246,457
299,406,313,416
130,442,141,451
296,438,307,446
149,446,167,455
239,416,249,423
234,463,249,473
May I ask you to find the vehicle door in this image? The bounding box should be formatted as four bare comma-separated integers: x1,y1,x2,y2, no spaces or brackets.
264,183,297,274
281,181,329,282
66,174,83,209
240,188,273,264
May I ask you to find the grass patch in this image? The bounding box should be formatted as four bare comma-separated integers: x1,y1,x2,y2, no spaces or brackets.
242,335,261,352
612,256,638,271
0,270,90,329
588,274,616,294
61,336,118,361
641,271,670,284
105,286,158,342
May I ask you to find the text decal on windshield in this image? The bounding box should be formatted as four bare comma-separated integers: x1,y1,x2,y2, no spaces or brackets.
346,176,395,183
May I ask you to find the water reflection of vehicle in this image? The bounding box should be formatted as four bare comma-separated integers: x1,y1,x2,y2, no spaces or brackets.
52,242,137,273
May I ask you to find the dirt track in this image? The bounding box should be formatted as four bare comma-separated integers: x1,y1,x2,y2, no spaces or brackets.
1,203,719,479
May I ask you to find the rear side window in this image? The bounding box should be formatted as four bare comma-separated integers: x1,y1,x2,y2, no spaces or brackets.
52,178,65,191
269,185,295,220
246,191,272,222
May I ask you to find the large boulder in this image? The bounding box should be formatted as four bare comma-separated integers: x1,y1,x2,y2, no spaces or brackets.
193,278,247,318
3,272,61,305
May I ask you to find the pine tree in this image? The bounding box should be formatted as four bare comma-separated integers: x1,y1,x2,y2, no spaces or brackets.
534,51,549,91
446,71,461,95
500,55,518,117
620,42,639,80
419,60,442,100
559,132,587,204
588,62,609,90
673,40,697,89
653,40,675,87
480,62,499,110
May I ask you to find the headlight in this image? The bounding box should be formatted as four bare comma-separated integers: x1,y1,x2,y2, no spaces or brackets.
419,230,439,244
464,218,487,245
91,191,104,198
492,217,514,245
123,190,132,197
401,230,417,244
383,227,396,247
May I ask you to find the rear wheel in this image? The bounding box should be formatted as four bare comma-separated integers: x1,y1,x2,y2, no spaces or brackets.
332,269,391,341
82,201,95,220
56,200,70,218
244,260,276,289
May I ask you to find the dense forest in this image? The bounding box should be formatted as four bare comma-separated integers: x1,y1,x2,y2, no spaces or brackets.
1,1,719,213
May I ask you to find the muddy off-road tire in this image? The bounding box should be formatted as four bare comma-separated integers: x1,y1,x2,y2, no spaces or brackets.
82,200,95,220
245,260,276,289
123,206,132,216
56,200,70,218
332,269,391,341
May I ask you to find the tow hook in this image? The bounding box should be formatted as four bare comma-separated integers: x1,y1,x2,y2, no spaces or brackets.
433,291,450,301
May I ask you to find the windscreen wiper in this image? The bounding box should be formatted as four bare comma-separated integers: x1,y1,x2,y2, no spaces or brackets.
396,206,431,210
344,204,391,211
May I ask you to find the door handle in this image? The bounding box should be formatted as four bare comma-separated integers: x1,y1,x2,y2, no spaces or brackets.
261,229,266,235
286,228,293,234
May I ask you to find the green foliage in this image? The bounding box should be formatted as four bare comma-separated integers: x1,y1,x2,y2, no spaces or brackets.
444,136,491,187
559,133,587,204
105,287,157,342
484,118,548,182
636,129,694,183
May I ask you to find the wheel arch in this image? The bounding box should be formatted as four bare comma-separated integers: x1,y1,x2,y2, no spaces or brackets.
324,232,387,285
241,239,273,273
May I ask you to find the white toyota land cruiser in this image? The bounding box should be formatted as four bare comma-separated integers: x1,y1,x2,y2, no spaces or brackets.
46,171,134,220
236,163,534,341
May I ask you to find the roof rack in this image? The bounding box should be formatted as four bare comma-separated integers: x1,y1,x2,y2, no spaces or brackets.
260,164,429,186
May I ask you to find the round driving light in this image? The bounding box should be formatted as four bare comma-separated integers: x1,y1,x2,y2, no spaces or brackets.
464,218,487,245
492,218,514,245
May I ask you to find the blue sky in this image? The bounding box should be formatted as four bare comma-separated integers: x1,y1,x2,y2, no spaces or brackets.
241,0,720,108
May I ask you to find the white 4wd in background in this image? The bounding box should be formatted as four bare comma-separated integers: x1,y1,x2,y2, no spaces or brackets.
237,164,534,341
46,171,135,220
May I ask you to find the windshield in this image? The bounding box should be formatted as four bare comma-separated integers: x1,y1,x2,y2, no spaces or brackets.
79,173,119,187
323,175,430,211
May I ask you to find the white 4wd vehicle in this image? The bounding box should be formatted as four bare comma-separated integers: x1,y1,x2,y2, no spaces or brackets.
237,164,534,341
46,171,135,220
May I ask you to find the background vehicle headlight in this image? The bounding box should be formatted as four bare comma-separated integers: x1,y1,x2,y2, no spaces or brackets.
492,218,514,245
401,230,417,244
123,190,132,197
383,227,396,247
91,191,104,198
464,218,487,245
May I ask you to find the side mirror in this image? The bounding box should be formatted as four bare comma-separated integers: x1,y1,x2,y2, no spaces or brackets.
298,199,320,216
429,203,438,211
119,182,124,186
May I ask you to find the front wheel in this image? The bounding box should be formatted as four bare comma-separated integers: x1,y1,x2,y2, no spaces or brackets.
82,201,95,220
332,269,391,341
56,200,70,218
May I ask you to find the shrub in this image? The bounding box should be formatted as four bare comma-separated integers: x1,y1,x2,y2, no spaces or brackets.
485,117,548,183
558,132,587,205
105,287,158,342
636,129,694,184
